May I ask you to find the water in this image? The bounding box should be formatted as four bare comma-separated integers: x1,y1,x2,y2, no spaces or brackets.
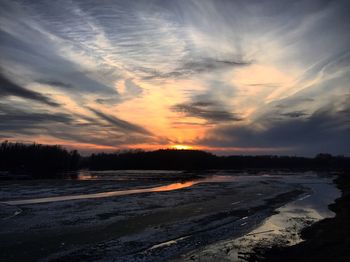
1,171,264,205
0,171,341,262
1,181,198,205
2,172,337,210
183,175,340,261
71,170,186,181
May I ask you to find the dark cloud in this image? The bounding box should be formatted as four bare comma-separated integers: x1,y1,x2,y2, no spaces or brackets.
0,112,72,125
88,108,152,135
0,25,118,96
178,59,250,75
95,97,121,105
0,104,73,134
171,121,214,127
281,111,308,118
0,73,60,107
274,98,315,109
0,102,156,147
142,58,250,80
124,79,143,97
172,101,242,123
199,101,350,155
95,79,141,105
37,80,74,89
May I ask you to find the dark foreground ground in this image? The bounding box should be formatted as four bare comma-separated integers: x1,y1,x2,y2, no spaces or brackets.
0,171,346,261
250,172,350,262
0,171,312,261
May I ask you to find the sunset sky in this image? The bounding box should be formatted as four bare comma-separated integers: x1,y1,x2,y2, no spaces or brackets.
0,0,349,155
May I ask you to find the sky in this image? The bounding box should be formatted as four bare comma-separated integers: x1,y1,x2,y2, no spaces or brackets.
0,0,349,156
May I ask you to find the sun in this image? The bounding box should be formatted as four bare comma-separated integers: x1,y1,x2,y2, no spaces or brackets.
171,144,193,150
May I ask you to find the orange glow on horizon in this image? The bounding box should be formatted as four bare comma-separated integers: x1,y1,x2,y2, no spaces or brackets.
170,144,193,150
4,136,291,155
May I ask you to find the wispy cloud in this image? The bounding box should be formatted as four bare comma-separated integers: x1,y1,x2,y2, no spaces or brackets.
0,0,349,154
141,58,250,80
88,107,152,136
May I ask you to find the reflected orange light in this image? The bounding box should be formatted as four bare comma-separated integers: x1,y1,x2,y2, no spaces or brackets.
151,181,197,192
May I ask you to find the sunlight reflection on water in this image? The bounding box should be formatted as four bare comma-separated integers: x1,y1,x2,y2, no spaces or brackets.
1,174,243,205
2,180,200,205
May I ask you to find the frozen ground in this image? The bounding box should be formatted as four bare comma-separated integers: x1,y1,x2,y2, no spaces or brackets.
0,170,339,261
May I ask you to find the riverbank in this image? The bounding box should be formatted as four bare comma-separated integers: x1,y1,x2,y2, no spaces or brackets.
250,172,350,262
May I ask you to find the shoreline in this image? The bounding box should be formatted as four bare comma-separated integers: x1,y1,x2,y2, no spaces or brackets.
250,172,350,262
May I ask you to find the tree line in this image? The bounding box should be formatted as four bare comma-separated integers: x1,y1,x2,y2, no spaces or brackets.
0,141,80,177
0,141,349,178
88,151,350,170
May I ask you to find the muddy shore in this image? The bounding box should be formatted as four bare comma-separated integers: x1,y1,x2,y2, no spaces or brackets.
0,172,307,262
0,171,343,261
250,172,350,262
